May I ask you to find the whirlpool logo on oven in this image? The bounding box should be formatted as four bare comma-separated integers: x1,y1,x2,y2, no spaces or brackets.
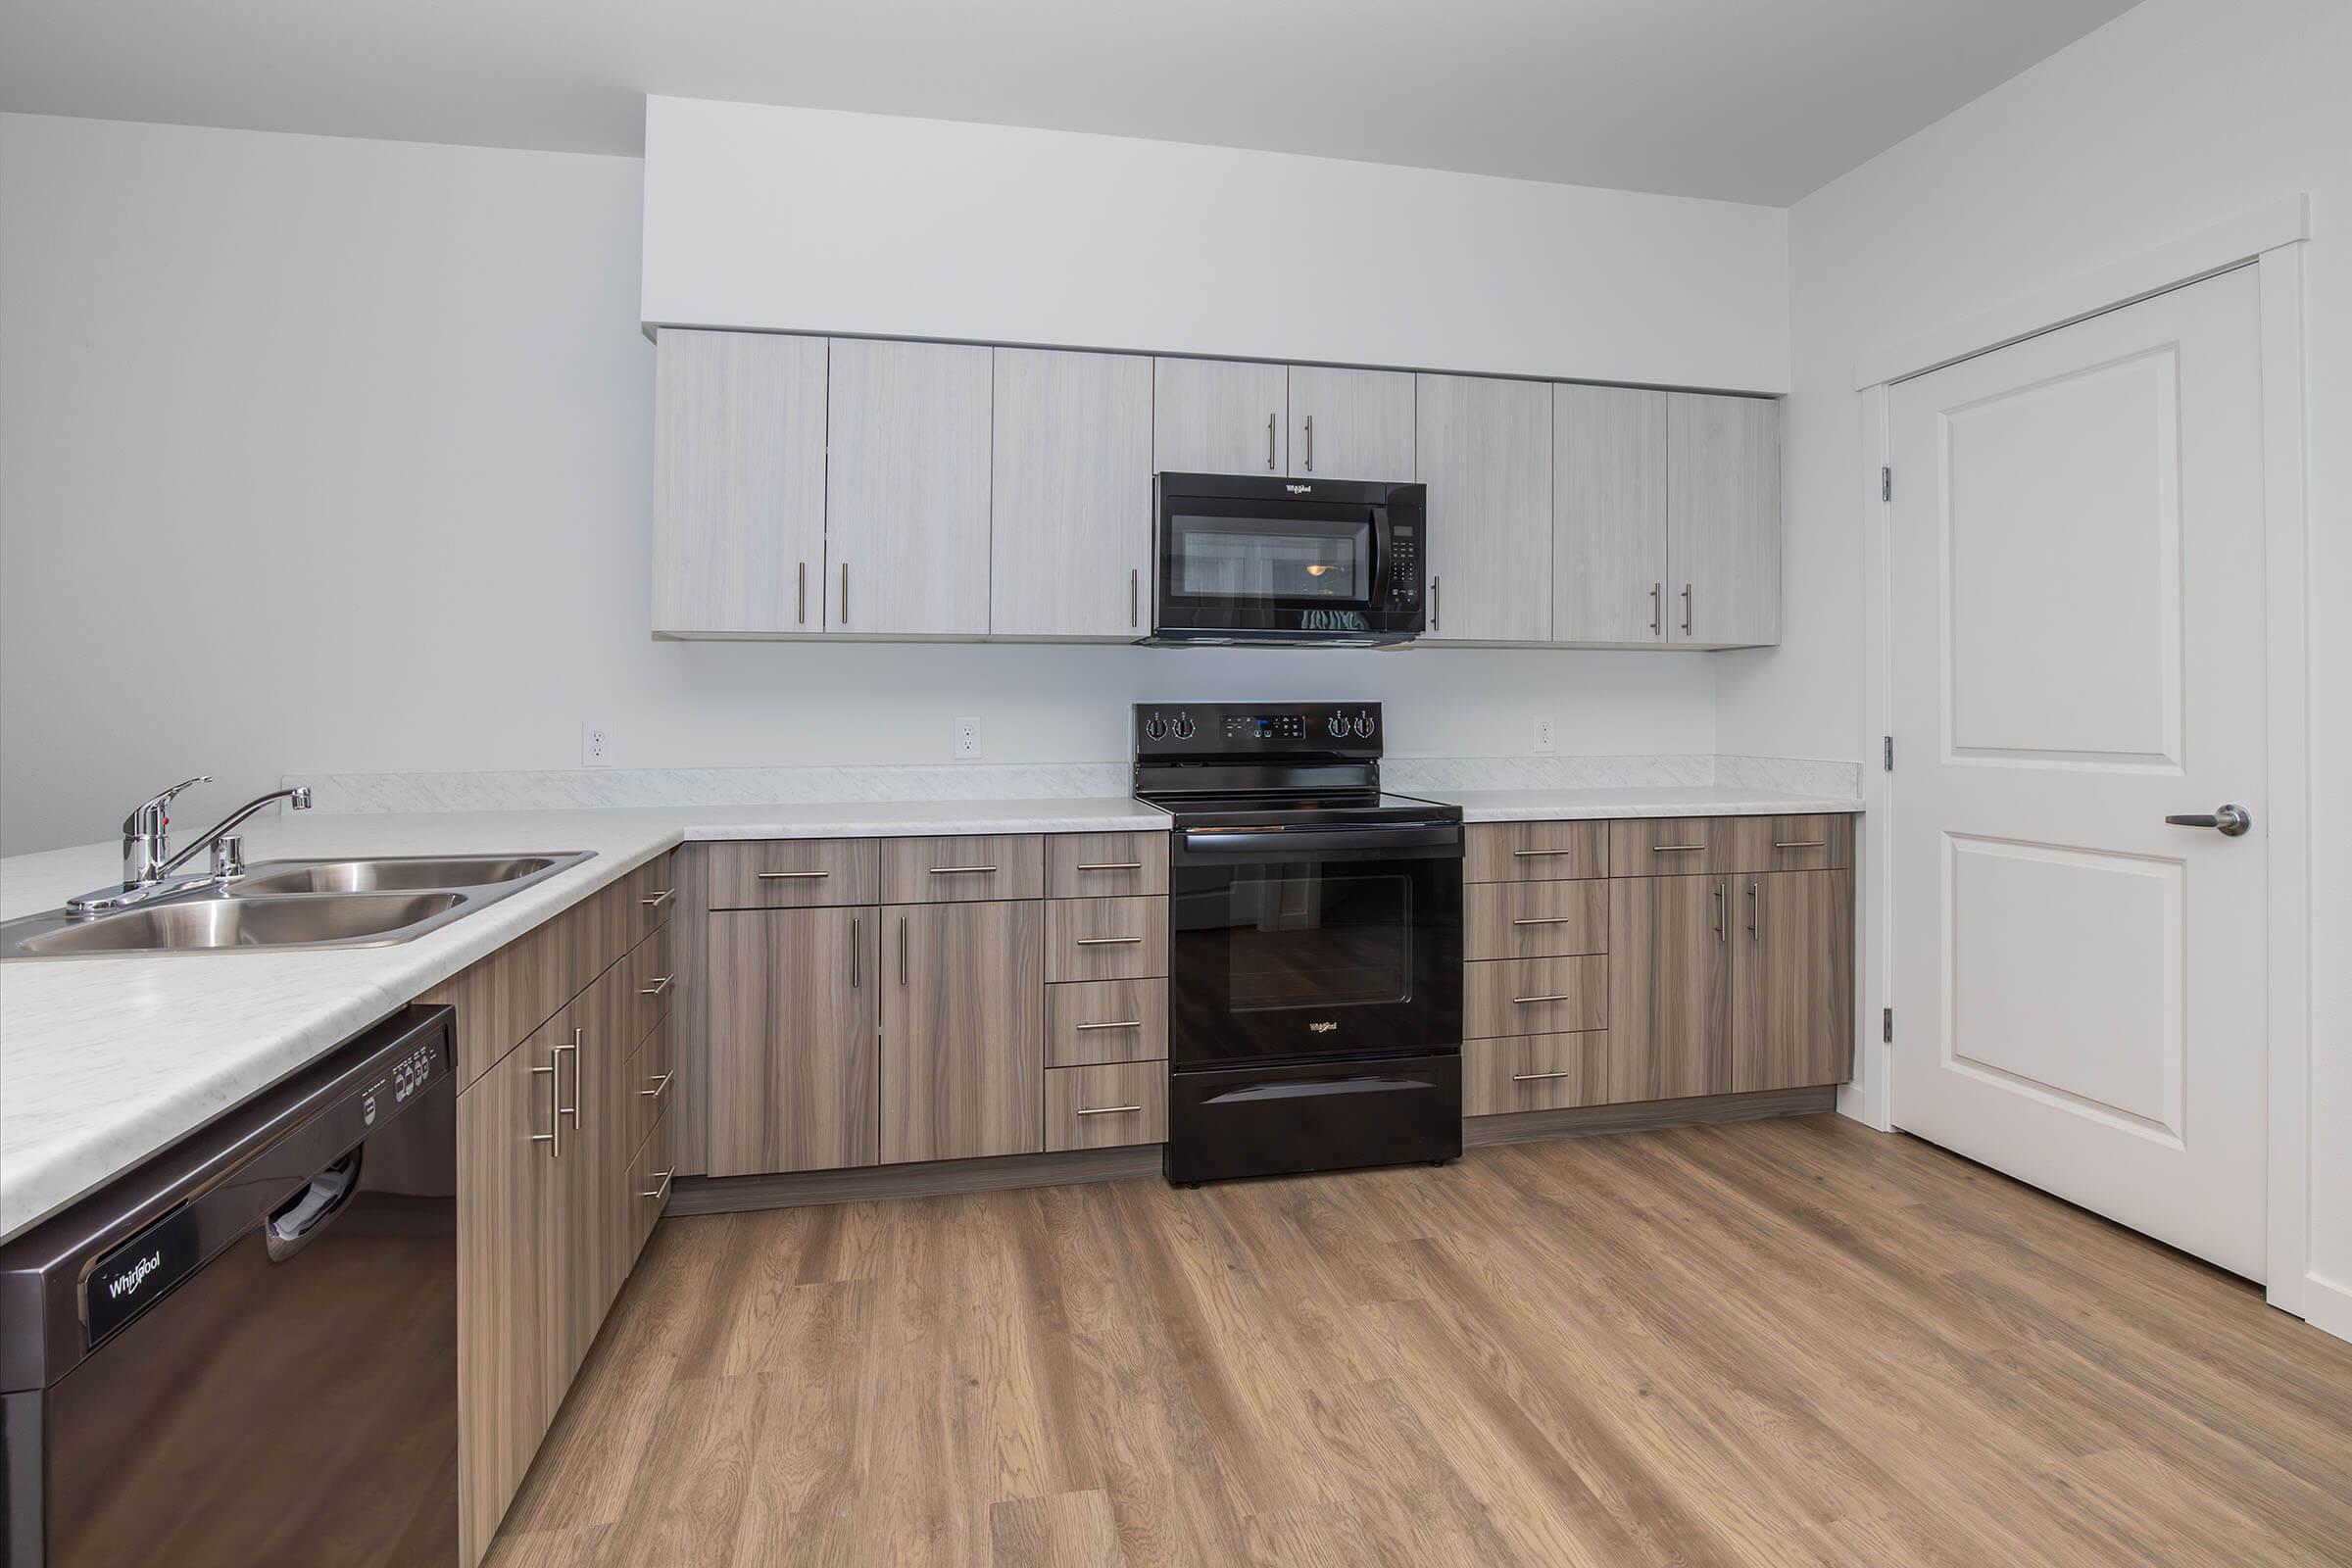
1307,1020,1340,1034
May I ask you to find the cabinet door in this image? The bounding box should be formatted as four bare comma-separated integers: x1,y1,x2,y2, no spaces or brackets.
651,330,829,635
1153,358,1288,474
991,347,1154,637
1415,373,1552,642
1667,393,1781,647
881,901,1045,1162
578,963,639,1327
1732,871,1854,1092
825,338,994,634
1607,874,1732,1101
456,1026,572,1562
1288,365,1414,481
1553,383,1666,644
706,906,881,1176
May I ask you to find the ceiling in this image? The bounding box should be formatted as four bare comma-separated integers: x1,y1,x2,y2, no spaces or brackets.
0,0,2138,205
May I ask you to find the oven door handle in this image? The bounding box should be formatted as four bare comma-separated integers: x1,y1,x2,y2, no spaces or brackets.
1177,822,1461,857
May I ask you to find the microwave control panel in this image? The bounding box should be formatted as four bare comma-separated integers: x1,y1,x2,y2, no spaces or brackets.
1388,524,1420,603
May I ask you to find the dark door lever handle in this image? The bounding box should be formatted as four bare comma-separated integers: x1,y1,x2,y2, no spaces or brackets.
2164,804,2251,837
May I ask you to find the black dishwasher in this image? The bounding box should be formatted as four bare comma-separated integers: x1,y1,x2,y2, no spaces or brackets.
0,1004,458,1568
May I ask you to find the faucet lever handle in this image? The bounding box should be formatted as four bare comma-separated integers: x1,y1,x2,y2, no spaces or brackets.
125,775,212,835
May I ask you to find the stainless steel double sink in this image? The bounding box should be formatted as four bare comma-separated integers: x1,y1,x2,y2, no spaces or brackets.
0,852,594,958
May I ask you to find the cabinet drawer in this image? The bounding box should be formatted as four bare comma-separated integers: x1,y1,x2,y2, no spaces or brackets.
1464,1033,1614,1115
1464,955,1607,1039
620,852,678,946
631,1105,673,1259
1607,817,1736,876
1046,896,1169,983
622,921,673,1049
1465,820,1608,883
1465,880,1607,960
709,839,880,909
882,835,1047,903
626,1015,674,1155
1047,832,1169,898
1725,813,1853,873
1045,1061,1168,1151
1046,978,1169,1067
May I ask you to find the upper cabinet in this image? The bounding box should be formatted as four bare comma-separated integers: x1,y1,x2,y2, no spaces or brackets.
1152,358,1289,475
1667,393,1781,647
991,348,1153,639
1287,366,1415,481
652,330,828,636
825,338,994,636
1415,373,1553,643
1553,384,1668,645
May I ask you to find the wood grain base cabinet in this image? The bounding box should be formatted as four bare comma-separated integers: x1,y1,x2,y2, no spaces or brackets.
1607,874,1733,1101
705,906,881,1177
1732,870,1854,1093
881,900,1046,1162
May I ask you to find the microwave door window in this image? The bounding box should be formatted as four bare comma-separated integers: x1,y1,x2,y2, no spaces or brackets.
1173,519,1371,602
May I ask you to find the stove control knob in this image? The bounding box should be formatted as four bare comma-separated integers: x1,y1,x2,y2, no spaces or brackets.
1142,714,1167,742
1352,712,1377,738
1325,712,1349,739
1169,712,1196,741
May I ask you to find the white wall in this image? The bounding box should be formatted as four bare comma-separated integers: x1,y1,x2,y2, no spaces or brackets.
641,97,1791,393
1723,0,2351,1325
0,112,1721,858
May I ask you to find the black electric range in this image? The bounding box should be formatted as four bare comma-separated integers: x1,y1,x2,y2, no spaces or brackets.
1135,703,1464,1185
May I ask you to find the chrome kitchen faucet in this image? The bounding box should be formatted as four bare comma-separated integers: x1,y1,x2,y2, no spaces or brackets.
68,777,315,915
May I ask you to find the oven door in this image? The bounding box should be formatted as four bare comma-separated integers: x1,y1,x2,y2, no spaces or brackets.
1155,493,1410,641
1168,821,1462,1068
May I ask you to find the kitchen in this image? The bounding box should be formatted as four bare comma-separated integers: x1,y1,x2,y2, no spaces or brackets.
2,1,2350,1563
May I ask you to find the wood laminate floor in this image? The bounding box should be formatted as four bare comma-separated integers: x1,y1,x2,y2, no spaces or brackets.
484,1115,2352,1567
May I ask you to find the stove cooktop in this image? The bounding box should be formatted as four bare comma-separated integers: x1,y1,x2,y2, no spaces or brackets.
1137,789,1460,830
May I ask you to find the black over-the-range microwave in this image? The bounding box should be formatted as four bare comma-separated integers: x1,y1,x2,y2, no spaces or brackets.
1146,472,1428,647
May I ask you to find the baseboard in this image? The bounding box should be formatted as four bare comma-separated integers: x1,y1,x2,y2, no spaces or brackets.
2301,1273,2352,1345
666,1144,1164,1215
1463,1085,1838,1149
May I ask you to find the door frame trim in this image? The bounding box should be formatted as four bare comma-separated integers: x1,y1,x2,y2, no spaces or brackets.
1857,218,2317,1322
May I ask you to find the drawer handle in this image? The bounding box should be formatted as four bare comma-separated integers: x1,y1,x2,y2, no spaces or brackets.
1650,844,1706,854
1511,1070,1575,1083
1075,1018,1143,1031
1512,993,1576,1004
638,974,673,997
641,887,675,907
1076,1104,1144,1116
640,1070,672,1100
756,869,830,880
1509,916,1580,926
1774,840,1828,850
928,864,999,875
642,1169,674,1203
1510,848,1577,858
1076,935,1144,946
1075,860,1144,871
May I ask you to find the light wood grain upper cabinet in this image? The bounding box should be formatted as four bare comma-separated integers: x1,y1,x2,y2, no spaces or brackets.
1287,366,1414,481
991,348,1153,637
651,330,828,635
881,900,1045,1163
1153,358,1288,475
1667,392,1781,647
1415,373,1553,642
1553,384,1667,644
825,338,993,635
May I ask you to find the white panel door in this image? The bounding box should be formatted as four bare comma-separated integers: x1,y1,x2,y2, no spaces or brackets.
1888,266,2269,1278
1414,373,1552,642
825,338,994,635
990,348,1153,638
1152,358,1288,476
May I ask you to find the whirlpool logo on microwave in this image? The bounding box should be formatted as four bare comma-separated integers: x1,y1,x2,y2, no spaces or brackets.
1298,610,1369,632
1285,483,1312,494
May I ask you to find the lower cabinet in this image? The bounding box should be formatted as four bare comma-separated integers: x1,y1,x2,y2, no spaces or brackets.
880,900,1046,1162
1732,870,1855,1093
705,906,881,1176
1607,873,1735,1101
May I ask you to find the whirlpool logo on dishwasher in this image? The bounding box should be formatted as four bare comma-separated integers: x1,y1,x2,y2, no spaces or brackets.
107,1250,165,1299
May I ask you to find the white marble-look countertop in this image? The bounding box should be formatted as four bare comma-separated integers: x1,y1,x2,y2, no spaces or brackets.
0,785,1860,1242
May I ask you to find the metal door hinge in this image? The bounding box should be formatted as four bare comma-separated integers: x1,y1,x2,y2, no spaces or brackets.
1883,736,1893,771
1881,466,1891,502
1883,1007,1893,1044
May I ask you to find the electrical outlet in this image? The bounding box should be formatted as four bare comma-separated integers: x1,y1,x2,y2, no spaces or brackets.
581,721,613,768
1531,715,1556,754
953,717,982,760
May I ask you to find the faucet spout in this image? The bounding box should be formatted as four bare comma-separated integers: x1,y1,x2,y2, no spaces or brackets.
158,787,314,878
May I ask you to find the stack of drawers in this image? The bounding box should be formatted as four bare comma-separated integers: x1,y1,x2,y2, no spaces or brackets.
1042,832,1170,1151
1460,821,1612,1115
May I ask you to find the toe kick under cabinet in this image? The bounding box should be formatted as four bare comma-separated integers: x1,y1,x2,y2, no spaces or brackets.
1461,814,1854,1117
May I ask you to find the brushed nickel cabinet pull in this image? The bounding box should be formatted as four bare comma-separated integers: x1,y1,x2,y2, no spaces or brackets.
899,915,907,986
1075,1019,1143,1031
1681,582,1692,636
1077,1104,1144,1117
530,1060,561,1158
1714,881,1727,943
1512,1070,1575,1083
841,562,849,624
638,974,673,997
557,1031,581,1129
927,864,998,876
1746,880,1759,941
1267,413,1277,470
1650,582,1662,635
641,887,675,907
850,914,860,989
797,561,807,625
1512,993,1576,1005
1511,848,1576,858
1130,567,1139,628
642,1169,674,1203
1774,840,1828,850
1304,414,1314,472
1076,860,1144,871
1075,935,1144,947
640,1070,672,1100
1650,844,1706,853
757,869,830,880
1510,916,1580,926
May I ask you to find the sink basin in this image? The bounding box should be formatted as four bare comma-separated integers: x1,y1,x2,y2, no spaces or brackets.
16,893,465,956
231,855,565,895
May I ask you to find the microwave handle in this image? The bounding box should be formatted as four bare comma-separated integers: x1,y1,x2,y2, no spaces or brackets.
1371,513,1391,610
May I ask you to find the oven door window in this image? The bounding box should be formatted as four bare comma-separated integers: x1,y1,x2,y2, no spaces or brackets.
1226,866,1411,1011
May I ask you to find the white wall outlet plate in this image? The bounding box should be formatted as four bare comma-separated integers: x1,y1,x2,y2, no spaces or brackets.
581,721,613,768
1531,715,1556,754
953,717,982,760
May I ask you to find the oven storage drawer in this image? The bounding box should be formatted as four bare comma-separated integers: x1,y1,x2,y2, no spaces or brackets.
1166,1053,1461,1183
